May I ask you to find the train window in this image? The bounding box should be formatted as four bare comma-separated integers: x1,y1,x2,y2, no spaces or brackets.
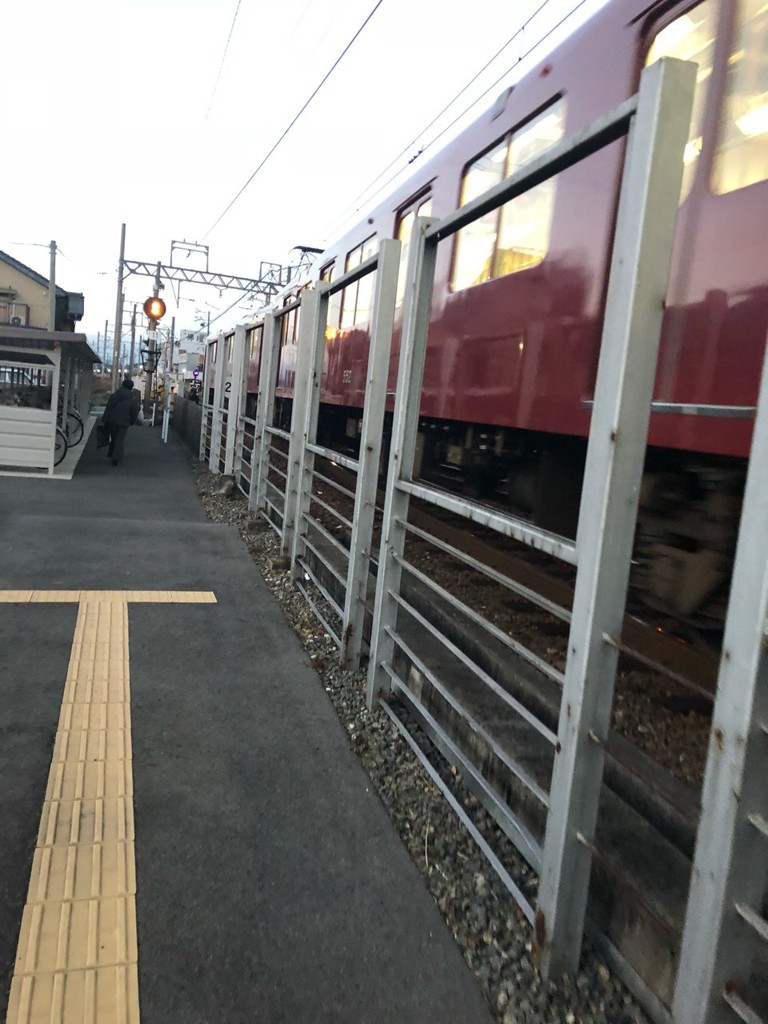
281,307,299,348
451,100,565,291
452,141,507,291
320,262,341,332
395,195,433,305
645,0,718,203
248,326,261,363
712,0,768,194
340,234,376,329
496,103,566,275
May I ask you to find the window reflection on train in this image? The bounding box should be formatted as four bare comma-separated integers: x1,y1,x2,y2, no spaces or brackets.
452,98,566,289
646,0,768,198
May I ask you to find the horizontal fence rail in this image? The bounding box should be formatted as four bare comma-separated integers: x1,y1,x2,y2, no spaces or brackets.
199,55,766,1024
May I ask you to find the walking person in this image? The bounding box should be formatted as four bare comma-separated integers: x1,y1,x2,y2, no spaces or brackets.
101,378,139,466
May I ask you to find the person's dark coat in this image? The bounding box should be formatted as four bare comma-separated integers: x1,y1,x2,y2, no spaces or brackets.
102,380,139,466
103,382,139,427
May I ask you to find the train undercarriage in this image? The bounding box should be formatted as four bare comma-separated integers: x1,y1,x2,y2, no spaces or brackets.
277,398,744,638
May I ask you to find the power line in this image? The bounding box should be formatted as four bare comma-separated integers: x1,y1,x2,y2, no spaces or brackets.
206,0,244,120
320,0,591,243
207,289,253,328
321,0,551,236
200,0,386,242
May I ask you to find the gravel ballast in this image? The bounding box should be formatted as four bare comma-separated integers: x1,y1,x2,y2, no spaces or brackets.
194,463,653,1024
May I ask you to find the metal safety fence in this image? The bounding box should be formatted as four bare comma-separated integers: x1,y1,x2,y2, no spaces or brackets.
198,56,766,1024
366,53,695,1001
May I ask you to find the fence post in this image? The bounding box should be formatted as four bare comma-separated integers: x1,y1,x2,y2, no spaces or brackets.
252,313,280,513
282,291,322,559
342,239,400,667
290,287,330,574
672,336,768,1024
227,323,247,477
199,337,215,463
208,332,226,473
534,57,695,976
366,218,438,709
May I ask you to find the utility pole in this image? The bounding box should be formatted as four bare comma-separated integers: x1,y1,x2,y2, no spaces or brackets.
161,315,176,444
129,304,137,378
48,241,56,331
104,320,109,370
168,316,175,376
112,224,126,389
143,262,162,412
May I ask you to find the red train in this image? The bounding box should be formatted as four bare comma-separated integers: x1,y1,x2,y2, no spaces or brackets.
241,0,768,630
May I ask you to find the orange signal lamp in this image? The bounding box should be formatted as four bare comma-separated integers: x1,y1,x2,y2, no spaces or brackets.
143,296,167,321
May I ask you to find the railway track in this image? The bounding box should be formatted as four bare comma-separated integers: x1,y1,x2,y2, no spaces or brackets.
312,454,720,702
407,505,720,701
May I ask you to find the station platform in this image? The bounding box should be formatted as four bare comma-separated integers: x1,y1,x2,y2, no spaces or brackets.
0,420,493,1024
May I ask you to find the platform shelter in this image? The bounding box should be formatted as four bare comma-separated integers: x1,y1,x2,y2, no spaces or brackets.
0,326,99,474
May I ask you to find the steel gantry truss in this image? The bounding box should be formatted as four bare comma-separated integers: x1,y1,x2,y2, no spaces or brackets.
111,220,300,387
121,259,293,301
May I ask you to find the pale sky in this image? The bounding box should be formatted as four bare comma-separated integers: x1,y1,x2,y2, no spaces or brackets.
1,0,610,351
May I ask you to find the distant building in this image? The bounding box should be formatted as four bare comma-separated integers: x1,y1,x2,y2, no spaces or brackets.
0,250,84,332
176,328,206,379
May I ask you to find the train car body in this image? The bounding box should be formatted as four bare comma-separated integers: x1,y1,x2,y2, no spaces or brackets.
247,0,768,627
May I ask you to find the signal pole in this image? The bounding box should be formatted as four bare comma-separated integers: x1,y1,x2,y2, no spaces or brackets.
142,263,165,412
129,304,137,378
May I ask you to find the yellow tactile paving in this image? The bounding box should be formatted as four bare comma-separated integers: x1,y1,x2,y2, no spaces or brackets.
6,965,140,1024
27,845,137,903
0,590,216,604
53,728,132,765
36,798,136,848
57,703,130,733
45,761,133,802
5,588,217,1024
14,897,138,973
61,673,130,706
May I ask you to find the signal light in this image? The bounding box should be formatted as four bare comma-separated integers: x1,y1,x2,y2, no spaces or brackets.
143,296,167,321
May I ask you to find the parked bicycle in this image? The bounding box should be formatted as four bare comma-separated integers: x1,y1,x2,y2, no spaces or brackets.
11,387,71,466
54,426,68,466
58,406,84,446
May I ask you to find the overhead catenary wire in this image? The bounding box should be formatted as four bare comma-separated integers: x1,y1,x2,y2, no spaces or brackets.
321,0,552,236
200,0,386,242
320,0,591,243
205,0,244,120
207,288,257,328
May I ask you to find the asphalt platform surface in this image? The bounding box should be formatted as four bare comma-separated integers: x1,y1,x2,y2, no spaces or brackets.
0,419,493,1024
